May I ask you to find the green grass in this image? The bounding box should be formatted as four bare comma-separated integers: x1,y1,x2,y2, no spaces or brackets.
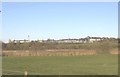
2,54,118,75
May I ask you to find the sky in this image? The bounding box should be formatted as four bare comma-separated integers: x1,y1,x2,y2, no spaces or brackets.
2,0,120,2
2,2,118,42
0,2,2,42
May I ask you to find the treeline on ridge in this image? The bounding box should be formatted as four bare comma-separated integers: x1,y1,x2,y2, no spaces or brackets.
2,39,118,54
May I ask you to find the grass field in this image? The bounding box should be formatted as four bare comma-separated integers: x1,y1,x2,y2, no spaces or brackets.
2,54,118,75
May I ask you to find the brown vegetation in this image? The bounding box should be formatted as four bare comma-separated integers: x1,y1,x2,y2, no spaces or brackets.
110,49,118,54
2,39,118,56
3,48,118,56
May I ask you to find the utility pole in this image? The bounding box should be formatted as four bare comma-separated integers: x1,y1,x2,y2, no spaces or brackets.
28,35,30,42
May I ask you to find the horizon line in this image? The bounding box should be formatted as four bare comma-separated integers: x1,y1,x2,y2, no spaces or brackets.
2,36,118,43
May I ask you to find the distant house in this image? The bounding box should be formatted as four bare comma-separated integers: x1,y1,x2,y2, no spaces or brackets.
58,38,85,43
37,40,43,43
59,39,72,43
12,39,29,43
45,39,56,43
85,36,102,43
